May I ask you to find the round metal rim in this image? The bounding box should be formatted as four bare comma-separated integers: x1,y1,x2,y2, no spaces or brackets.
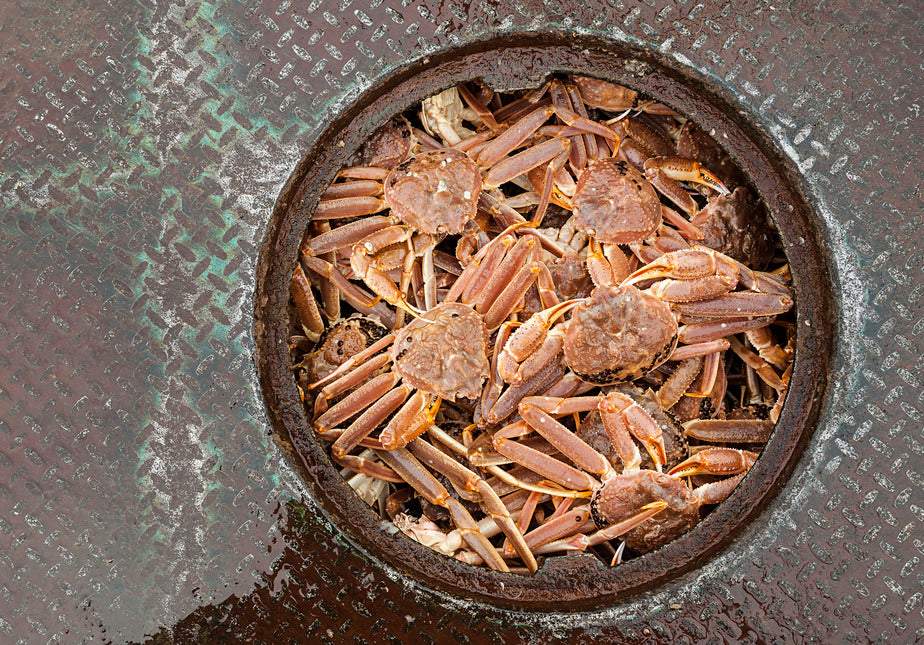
255,31,832,610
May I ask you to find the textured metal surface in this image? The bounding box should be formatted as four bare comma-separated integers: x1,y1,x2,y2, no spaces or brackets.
0,1,920,644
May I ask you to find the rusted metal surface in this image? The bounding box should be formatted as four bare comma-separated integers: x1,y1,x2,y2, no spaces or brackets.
0,1,920,643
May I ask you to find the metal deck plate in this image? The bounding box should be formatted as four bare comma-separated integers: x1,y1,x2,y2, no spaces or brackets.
0,1,920,642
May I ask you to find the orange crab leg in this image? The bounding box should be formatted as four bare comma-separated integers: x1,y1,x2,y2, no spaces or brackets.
492,420,599,491
292,264,325,342
331,453,404,483
677,315,776,345
644,156,730,195
314,372,398,433
599,392,667,471
669,447,758,478
312,352,391,418
303,215,392,257
330,385,411,457
671,292,794,319
313,195,387,220
668,338,730,361
483,137,571,190
321,179,382,200
379,392,440,450
408,438,538,573
684,418,774,443
534,501,667,554
376,447,510,572
518,398,614,478
656,357,704,410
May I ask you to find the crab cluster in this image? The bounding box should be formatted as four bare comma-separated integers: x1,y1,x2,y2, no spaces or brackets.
288,75,795,573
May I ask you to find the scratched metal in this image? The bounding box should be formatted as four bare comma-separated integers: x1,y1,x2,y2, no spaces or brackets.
0,1,920,644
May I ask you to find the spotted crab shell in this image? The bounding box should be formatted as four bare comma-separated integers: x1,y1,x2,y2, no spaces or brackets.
389,303,489,401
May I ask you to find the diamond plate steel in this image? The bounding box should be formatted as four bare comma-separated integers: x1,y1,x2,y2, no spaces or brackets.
0,0,921,643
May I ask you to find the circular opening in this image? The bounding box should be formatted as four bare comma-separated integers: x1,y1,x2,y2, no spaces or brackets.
255,33,832,609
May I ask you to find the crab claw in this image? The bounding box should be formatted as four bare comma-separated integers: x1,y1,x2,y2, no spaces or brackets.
622,248,738,286
575,500,669,549
668,447,758,478
646,157,730,195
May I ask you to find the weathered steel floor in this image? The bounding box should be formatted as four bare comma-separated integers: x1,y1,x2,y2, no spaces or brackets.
0,1,920,642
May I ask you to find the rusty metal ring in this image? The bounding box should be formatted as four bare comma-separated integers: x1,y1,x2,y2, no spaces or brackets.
255,32,833,609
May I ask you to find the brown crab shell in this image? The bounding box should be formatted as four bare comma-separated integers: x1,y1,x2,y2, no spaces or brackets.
383,148,481,235
591,470,700,553
563,284,678,384
572,158,662,244
692,187,775,269
303,315,389,383
389,302,489,401
351,115,414,170
569,75,638,111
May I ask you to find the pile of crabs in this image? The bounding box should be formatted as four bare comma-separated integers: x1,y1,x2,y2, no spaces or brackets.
289,75,795,574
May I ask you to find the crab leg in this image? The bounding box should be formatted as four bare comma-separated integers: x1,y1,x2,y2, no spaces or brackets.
309,222,341,322
338,166,390,180
313,195,387,220
302,255,396,326
644,157,730,196
693,474,747,505
745,325,790,370
522,506,593,550
535,501,668,554
669,447,758,478
473,236,538,313
656,357,704,410
668,338,730,362
409,439,538,573
447,233,515,304
330,384,411,457
303,216,392,257
684,418,774,443
566,81,598,164
312,352,391,418
426,424,587,500
486,357,566,426
497,300,581,384
314,372,399,432
599,392,667,471
456,83,499,131
292,264,325,342
483,261,542,330
686,349,722,397
331,453,404,483
477,104,619,169
728,336,786,391
375,447,510,572
492,420,599,491
624,247,739,285
671,292,794,318
677,315,776,345
483,137,571,189
321,179,382,200
379,392,440,450
480,323,514,422
519,400,615,480
309,333,395,390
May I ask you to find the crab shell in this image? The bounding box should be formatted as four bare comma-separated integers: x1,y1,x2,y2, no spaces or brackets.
389,302,489,401
383,148,481,235
591,469,699,553
572,158,662,244
563,284,678,384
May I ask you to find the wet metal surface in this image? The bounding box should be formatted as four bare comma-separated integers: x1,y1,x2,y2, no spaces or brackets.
0,1,921,642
